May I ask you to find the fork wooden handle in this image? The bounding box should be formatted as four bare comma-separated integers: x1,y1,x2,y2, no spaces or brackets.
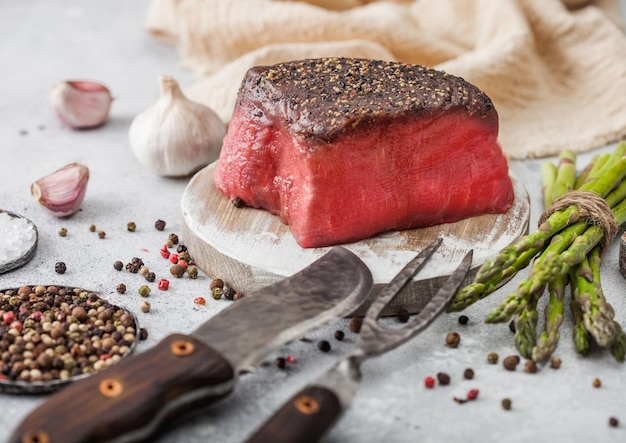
245,385,343,443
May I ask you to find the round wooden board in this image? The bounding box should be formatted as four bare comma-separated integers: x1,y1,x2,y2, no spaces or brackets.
181,163,530,316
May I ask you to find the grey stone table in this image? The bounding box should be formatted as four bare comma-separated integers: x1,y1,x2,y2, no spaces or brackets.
2,1,626,442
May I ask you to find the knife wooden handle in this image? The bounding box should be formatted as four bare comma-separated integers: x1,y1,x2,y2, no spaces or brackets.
245,385,343,443
10,333,235,443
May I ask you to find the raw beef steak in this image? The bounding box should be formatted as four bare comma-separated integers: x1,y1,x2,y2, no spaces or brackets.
214,57,514,248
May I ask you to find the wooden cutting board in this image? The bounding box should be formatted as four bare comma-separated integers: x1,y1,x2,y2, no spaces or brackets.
181,163,530,316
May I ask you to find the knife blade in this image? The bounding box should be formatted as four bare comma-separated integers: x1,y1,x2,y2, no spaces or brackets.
10,246,373,443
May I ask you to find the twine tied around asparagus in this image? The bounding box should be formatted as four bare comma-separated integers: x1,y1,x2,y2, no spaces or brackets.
538,190,618,254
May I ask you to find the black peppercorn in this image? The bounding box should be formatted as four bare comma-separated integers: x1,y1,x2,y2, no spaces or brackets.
503,355,521,371
231,197,243,208
54,262,66,274
317,340,331,352
168,233,179,245
145,272,156,282
275,357,286,369
139,328,149,340
113,261,123,271
437,372,450,385
396,309,410,323
154,219,166,231
116,283,127,294
176,244,188,253
463,368,474,380
334,330,345,341
458,315,469,325
609,417,619,427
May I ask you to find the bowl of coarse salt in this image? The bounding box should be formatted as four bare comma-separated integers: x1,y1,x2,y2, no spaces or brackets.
0,210,38,273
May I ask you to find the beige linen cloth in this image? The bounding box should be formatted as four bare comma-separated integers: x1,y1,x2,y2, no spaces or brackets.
145,0,626,159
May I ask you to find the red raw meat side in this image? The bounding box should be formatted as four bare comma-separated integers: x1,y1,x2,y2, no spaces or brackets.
214,58,514,248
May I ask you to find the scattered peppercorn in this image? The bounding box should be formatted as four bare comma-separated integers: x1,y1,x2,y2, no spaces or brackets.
524,360,538,374
145,272,156,283
458,315,469,325
88,224,96,232
437,372,450,385
98,230,106,239
138,285,151,297
54,262,66,274
609,417,619,427
126,261,140,274
487,352,499,364
445,332,461,348
116,283,127,294
222,286,234,300
501,398,512,410
275,357,286,369
168,233,179,245
593,378,602,388
233,292,244,301
187,266,199,279
126,222,136,232
231,197,243,208
169,253,179,264
211,287,223,300
550,356,562,369
349,316,363,333
140,301,151,313
113,261,123,271
176,244,188,254
139,267,150,277
503,355,521,371
170,264,186,278
140,328,148,340
154,219,166,231
467,389,479,401
157,279,170,291
509,320,516,333
334,330,345,341
285,355,296,364
194,297,206,305
463,368,475,380
424,376,436,388
58,227,67,237
396,309,410,323
318,340,331,352
210,279,224,290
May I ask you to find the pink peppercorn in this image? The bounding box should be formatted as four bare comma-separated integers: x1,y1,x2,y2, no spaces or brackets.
424,376,436,389
177,259,188,268
158,279,170,291
9,320,22,332
30,311,43,322
194,297,206,305
169,254,179,264
467,389,480,400
2,312,15,324
286,355,296,364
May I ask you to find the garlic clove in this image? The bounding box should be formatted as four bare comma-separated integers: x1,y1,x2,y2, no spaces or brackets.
129,75,226,177
31,163,90,217
49,80,113,129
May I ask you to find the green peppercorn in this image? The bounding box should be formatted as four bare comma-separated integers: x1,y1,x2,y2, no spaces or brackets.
138,285,151,297
126,222,136,232
211,287,223,300
487,352,499,364
187,266,198,279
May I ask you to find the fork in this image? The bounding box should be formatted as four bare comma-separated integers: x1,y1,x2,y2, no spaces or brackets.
244,238,473,443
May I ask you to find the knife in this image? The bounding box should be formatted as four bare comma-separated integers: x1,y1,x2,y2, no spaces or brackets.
245,240,472,443
10,246,373,443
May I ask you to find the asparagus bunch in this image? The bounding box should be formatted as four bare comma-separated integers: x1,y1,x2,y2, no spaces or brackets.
448,143,626,362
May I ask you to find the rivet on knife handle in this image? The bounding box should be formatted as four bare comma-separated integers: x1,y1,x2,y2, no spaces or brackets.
10,334,235,443
246,385,342,443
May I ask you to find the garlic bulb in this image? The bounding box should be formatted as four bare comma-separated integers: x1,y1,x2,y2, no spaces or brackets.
49,80,113,129
129,75,226,177
31,163,90,217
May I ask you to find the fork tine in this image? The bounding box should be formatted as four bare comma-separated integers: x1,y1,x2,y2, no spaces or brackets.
365,238,443,322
